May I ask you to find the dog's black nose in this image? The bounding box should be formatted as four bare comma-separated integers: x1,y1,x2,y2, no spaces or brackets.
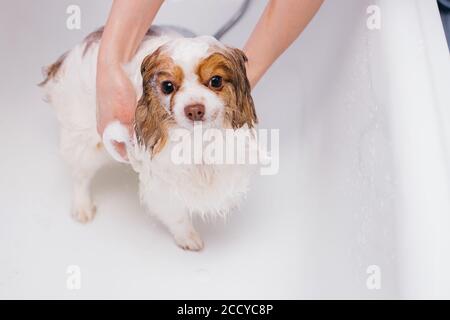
184,104,205,121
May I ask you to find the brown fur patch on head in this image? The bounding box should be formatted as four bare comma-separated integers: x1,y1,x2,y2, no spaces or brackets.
135,47,183,155
197,48,257,129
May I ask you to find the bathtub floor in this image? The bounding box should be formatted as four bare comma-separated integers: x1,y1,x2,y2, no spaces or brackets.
0,0,399,299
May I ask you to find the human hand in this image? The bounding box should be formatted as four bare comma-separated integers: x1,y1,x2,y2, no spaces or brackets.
96,62,136,159
95,0,164,159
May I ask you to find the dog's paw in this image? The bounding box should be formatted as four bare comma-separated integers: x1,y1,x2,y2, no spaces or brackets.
72,204,96,224
174,230,204,251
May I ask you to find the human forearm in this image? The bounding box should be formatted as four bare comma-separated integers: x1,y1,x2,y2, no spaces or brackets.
244,0,324,87
98,0,164,66
96,0,164,138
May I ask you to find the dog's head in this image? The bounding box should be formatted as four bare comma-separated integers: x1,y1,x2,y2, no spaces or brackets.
134,36,257,154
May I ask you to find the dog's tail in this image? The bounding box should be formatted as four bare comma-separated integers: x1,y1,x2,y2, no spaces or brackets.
38,51,68,87
214,0,252,40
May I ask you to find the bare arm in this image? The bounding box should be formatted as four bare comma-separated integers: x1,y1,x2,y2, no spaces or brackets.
96,0,164,136
244,0,324,88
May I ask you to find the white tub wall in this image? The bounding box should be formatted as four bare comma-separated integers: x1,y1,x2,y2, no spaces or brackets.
247,0,450,298
274,0,400,298
1,0,449,299
376,0,450,298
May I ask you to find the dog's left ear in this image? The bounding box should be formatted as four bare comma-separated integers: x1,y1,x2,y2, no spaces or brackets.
225,48,257,129
135,93,171,156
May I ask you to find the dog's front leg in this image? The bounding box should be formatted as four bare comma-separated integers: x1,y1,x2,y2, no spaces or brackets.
144,193,204,251
160,210,204,252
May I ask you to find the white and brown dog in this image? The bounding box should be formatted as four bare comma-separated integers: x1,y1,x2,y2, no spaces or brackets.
40,26,257,251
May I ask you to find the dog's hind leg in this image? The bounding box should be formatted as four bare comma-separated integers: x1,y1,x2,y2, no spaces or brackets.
60,127,110,224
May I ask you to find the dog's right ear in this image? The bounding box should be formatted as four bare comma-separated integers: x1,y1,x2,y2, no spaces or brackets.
135,48,172,156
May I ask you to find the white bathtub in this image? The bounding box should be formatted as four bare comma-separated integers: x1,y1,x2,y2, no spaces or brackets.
0,0,449,299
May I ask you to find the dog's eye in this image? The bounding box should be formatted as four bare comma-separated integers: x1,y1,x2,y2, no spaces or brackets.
209,75,223,89
161,81,175,95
